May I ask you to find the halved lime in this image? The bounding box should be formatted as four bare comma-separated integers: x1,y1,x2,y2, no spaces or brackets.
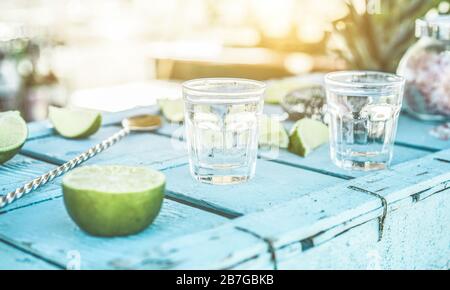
158,98,184,123
0,111,28,164
288,118,329,157
62,165,165,237
49,106,102,139
259,115,289,149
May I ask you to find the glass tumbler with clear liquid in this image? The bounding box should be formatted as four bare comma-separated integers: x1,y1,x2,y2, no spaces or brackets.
183,78,265,185
325,71,405,171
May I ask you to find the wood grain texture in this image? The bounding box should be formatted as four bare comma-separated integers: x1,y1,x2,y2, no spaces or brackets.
349,152,450,204
396,115,449,152
2,105,447,269
232,184,381,249
0,242,58,270
27,120,53,140
164,159,342,217
155,113,430,181
0,155,61,214
116,224,272,270
119,149,450,269
278,190,449,270
234,149,450,248
22,126,188,169
0,197,227,270
260,143,428,179
235,149,450,269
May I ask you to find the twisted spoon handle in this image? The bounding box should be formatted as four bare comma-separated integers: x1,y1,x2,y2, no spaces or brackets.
0,127,130,209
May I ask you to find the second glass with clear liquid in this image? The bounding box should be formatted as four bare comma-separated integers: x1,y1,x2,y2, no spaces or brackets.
325,71,405,171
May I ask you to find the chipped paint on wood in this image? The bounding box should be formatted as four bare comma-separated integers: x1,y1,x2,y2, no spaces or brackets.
1,106,448,269
164,160,341,216
0,242,59,270
0,198,227,269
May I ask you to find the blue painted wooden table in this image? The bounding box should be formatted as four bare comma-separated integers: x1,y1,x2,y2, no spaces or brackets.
1,105,449,270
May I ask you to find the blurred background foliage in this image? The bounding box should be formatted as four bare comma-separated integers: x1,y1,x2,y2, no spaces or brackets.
331,0,449,72
0,0,448,120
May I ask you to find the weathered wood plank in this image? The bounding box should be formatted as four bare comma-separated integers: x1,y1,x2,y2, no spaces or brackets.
0,153,183,216
232,184,381,249
260,144,428,179
349,153,450,204
164,159,342,217
234,149,450,248
27,120,53,140
234,149,450,269
22,126,187,169
396,115,449,152
115,224,272,270
0,197,227,270
107,184,379,269
260,115,431,179
154,106,430,182
0,155,61,214
121,148,450,269
278,190,449,269
0,242,59,270
5,104,446,270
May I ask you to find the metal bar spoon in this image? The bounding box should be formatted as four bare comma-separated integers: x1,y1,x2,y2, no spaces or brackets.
0,115,163,209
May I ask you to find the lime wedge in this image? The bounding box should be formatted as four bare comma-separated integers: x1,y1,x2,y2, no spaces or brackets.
158,98,184,123
259,115,289,149
0,111,28,164
288,118,329,157
49,106,102,139
62,165,165,237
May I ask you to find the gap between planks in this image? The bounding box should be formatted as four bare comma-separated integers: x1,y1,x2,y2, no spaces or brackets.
6,154,228,221
0,235,65,270
18,127,352,220
152,129,356,180
17,123,436,224
24,119,437,184
130,150,450,269
150,125,437,180
12,118,442,269
394,141,439,153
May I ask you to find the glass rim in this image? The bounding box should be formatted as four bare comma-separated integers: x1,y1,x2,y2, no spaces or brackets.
324,71,405,90
182,78,266,98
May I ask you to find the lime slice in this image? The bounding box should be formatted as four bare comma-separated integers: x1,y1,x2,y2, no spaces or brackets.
259,115,289,149
158,98,184,123
288,118,329,157
62,165,165,237
49,106,102,139
0,111,28,164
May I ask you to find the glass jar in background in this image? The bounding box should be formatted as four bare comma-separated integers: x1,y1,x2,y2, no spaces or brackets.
397,15,450,121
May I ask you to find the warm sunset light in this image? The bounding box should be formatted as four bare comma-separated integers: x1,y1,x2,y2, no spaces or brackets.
0,0,448,273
